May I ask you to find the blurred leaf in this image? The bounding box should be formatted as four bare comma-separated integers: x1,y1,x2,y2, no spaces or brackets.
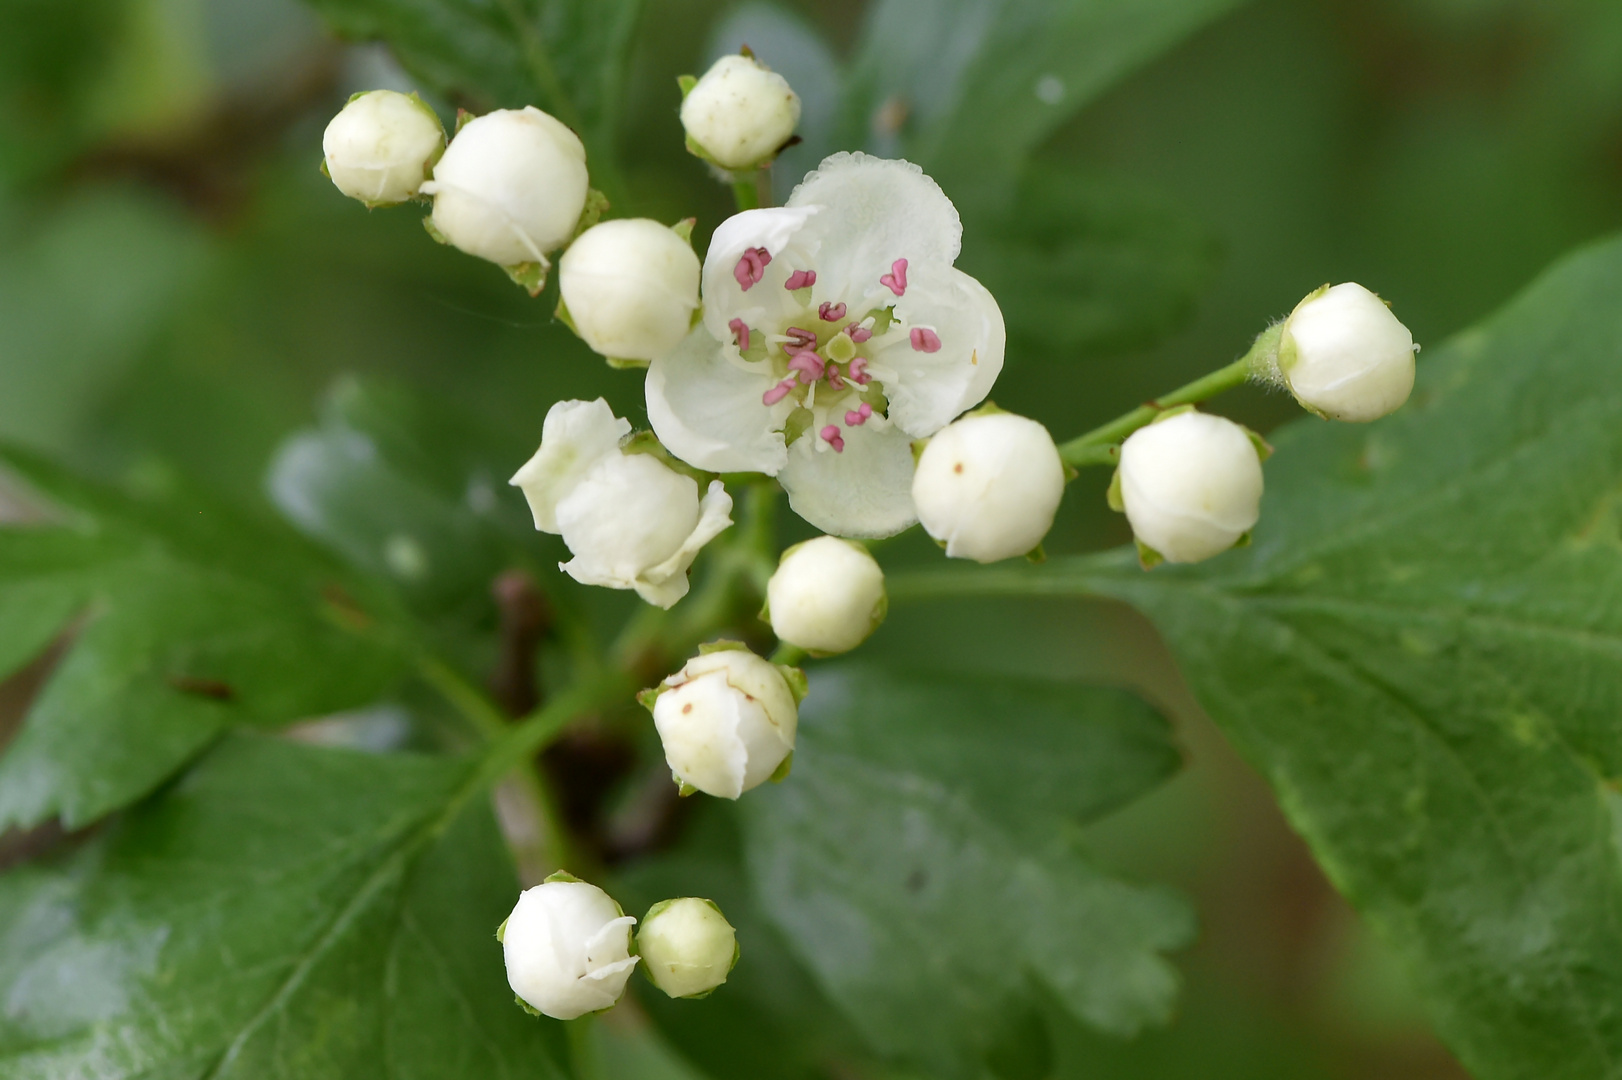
268,377,541,618
0,734,572,1079
841,0,1251,215
298,0,643,152
938,232,1622,1079
0,446,407,831
740,666,1192,1079
962,164,1221,359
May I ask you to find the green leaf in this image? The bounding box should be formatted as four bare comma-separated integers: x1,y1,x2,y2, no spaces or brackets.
926,233,1622,1079
299,0,643,153
0,734,570,1079
0,447,407,831
740,666,1192,1078
840,0,1250,214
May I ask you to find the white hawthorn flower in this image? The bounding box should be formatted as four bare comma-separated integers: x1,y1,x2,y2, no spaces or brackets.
420,107,589,268
1277,282,1417,422
644,645,801,799
681,53,801,170
912,411,1066,563
502,875,638,1020
637,897,739,999
560,219,700,362
510,399,733,608
1115,410,1264,565
646,153,1005,538
321,90,445,206
765,536,886,654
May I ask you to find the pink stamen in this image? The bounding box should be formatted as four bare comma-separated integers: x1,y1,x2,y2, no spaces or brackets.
728,318,751,351
787,350,826,383
845,403,873,426
910,327,942,353
734,247,771,290
818,301,847,322
785,326,817,350
826,367,847,391
846,323,873,344
820,425,845,452
784,269,817,290
848,357,872,385
762,378,797,406
879,258,909,296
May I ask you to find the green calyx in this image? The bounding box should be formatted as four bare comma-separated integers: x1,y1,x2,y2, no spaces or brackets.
543,869,584,884
503,260,550,297
619,430,713,482
1135,539,1165,570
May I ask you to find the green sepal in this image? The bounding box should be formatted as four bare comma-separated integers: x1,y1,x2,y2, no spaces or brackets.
319,158,331,180
868,306,896,336
778,665,809,704
684,132,725,169
514,994,543,1017
671,217,697,244
504,260,550,297
1233,530,1253,549
1147,403,1197,425
769,752,794,783
605,356,650,370
738,44,757,60
910,438,930,467
963,400,1009,419
346,90,371,105
1025,544,1047,565
569,188,611,244
422,217,450,245
677,74,698,98
620,431,713,483
454,108,476,135
1135,539,1165,570
1106,469,1124,512
1063,462,1080,482
783,407,814,446
676,777,699,797
636,685,662,713
544,869,584,884
554,296,579,334
1242,425,1274,462
697,639,750,656
495,916,508,943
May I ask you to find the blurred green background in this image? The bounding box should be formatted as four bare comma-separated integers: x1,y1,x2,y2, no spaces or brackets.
4,0,1621,1076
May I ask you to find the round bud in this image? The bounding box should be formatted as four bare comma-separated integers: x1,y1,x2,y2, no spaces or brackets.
648,647,799,799
321,90,445,206
637,898,739,999
559,219,700,361
1278,282,1416,422
912,412,1066,563
421,107,589,267
766,536,885,655
1116,411,1263,565
680,54,801,170
502,877,638,1020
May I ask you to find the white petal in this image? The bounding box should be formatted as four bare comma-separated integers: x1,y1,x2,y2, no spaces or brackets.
779,421,918,539
700,206,820,343
635,480,736,609
646,326,788,474
557,455,700,591
509,399,631,532
872,264,1006,437
785,153,961,305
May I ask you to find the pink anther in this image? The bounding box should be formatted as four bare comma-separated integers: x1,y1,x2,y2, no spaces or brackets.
845,403,873,426
826,367,847,391
846,323,873,344
784,269,817,290
762,378,797,406
818,301,847,322
820,424,846,452
734,247,771,290
910,327,942,353
879,258,909,296
785,326,817,350
848,356,872,385
728,318,751,351
787,350,826,384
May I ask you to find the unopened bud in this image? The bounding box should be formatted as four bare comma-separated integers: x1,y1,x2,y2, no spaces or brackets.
421,107,589,268
637,897,739,999
765,536,885,655
1277,282,1416,422
510,399,732,608
559,219,700,362
322,90,445,206
501,874,638,1020
680,54,800,170
644,645,800,799
1114,410,1264,566
911,412,1066,563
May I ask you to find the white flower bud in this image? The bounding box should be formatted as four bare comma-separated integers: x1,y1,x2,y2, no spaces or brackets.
637,897,739,999
765,536,885,655
645,646,800,799
501,876,638,1020
559,219,700,361
680,54,801,170
321,90,445,206
421,107,589,267
1277,282,1416,422
911,412,1066,563
1115,410,1264,565
511,399,733,609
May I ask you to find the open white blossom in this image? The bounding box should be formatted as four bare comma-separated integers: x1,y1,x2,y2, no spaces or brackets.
645,646,800,799
1277,282,1416,422
637,897,739,999
646,152,1005,538
510,399,732,608
502,876,638,1020
912,411,1066,562
559,218,700,361
1115,410,1264,565
765,536,885,654
681,53,801,170
321,90,444,206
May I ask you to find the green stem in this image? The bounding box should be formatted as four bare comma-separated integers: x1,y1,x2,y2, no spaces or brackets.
1056,326,1280,469
475,670,638,794
770,643,807,666
495,0,584,134
731,176,761,211
566,1014,604,1080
